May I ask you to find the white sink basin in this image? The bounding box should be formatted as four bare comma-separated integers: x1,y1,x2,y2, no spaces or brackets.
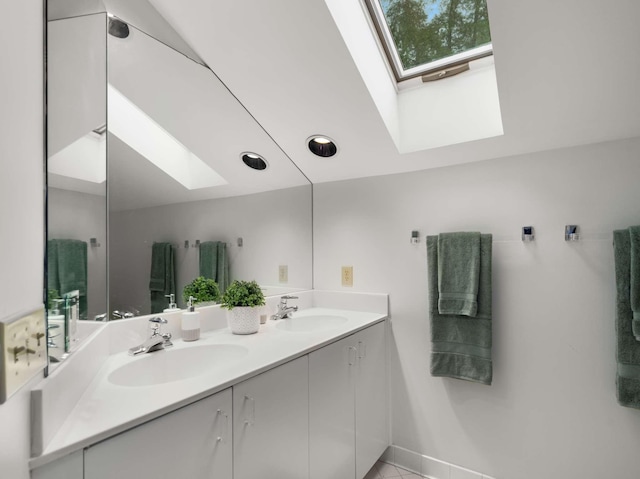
275,314,348,332
108,344,248,387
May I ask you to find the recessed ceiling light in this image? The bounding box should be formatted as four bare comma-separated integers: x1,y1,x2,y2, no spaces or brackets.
307,135,338,157
241,152,268,171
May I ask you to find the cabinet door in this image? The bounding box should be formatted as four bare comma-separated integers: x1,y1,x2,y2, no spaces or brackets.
31,450,83,479
233,356,309,479
84,388,232,479
309,335,356,479
355,321,388,479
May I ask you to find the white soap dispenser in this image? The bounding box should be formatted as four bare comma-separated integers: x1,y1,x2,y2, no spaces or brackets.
182,296,200,341
163,293,180,313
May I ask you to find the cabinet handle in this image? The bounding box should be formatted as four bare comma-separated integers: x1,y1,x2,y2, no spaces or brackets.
244,395,255,426
216,409,228,443
358,341,367,359
348,346,357,366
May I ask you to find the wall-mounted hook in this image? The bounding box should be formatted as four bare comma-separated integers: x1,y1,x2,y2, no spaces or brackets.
565,225,579,241
410,230,420,244
192,239,201,248
237,237,243,247
184,240,190,249
90,238,100,247
522,226,534,242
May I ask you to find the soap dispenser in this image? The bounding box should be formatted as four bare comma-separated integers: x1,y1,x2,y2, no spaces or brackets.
164,294,179,313
181,296,200,341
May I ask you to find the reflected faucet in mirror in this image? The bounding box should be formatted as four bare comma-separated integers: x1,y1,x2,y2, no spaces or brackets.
45,2,312,373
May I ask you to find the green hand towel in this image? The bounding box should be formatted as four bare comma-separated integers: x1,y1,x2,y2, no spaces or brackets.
199,241,218,281
613,229,640,408
629,226,640,340
149,242,175,314
199,241,230,293
437,232,481,317
216,242,230,293
428,234,493,385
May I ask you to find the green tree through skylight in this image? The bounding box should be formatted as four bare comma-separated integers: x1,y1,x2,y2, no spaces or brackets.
379,0,491,71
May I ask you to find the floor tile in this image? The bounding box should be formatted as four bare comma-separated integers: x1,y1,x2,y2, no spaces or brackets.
365,465,383,479
376,461,403,478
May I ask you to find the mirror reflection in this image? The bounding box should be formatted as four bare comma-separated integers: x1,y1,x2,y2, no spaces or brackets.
47,12,107,358
46,5,312,363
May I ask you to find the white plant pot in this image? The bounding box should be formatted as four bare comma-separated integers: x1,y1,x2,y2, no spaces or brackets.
227,306,260,335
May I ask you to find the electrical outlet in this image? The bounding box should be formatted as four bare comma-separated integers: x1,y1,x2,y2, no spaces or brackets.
0,308,47,404
279,265,288,283
341,266,353,287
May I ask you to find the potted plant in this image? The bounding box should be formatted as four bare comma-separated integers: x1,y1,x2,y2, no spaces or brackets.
220,280,265,334
183,276,221,306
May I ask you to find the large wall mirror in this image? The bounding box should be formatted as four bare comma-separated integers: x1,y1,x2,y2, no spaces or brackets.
46,1,312,363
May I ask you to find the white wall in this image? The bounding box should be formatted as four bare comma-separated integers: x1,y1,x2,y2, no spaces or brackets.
0,1,44,477
313,137,640,479
109,185,312,314
48,188,107,319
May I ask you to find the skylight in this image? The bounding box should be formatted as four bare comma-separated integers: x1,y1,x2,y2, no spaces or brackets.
108,85,227,190
365,0,493,81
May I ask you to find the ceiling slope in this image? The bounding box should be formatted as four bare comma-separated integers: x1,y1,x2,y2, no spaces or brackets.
149,0,640,183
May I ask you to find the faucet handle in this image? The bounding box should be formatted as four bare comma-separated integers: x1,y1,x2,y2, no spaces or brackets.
148,317,167,337
280,295,298,304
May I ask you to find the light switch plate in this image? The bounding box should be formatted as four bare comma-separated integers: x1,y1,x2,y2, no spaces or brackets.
0,307,47,404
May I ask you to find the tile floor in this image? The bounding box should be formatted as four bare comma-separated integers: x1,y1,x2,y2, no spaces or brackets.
364,461,423,479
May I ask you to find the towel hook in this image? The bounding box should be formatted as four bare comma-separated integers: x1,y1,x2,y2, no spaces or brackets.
565,225,579,241
521,226,534,242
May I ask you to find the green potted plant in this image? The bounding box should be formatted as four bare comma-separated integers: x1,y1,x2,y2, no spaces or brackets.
220,280,265,334
183,276,221,306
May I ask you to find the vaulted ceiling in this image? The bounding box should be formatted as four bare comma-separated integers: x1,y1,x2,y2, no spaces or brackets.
146,0,640,184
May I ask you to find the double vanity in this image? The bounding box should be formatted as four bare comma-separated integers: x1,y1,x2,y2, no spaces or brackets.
30,291,389,479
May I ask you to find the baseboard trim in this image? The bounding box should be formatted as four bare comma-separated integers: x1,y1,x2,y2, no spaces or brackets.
381,445,496,479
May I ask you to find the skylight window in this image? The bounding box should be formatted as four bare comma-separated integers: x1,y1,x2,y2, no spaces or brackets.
365,0,493,81
108,85,227,190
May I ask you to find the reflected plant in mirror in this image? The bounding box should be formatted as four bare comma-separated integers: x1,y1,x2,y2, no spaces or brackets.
183,277,221,306
45,1,312,370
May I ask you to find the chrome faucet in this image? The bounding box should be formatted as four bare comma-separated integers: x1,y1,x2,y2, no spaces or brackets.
271,295,299,320
128,317,173,356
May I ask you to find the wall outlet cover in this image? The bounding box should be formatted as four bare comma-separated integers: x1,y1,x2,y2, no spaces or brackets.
279,265,288,283
341,266,353,287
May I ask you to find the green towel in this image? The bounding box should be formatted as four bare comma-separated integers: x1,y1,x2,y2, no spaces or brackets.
629,226,640,340
437,232,481,317
613,229,640,408
149,242,175,314
216,242,230,293
47,239,88,319
199,241,230,293
428,234,493,385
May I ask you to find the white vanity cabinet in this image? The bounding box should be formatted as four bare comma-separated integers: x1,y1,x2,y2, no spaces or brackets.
84,388,232,479
233,355,309,479
309,321,387,479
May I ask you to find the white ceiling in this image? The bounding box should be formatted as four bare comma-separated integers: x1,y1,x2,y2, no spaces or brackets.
147,0,640,183
107,22,309,211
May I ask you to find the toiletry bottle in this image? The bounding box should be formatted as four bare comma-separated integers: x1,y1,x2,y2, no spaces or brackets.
164,293,179,312
47,299,65,351
182,296,200,341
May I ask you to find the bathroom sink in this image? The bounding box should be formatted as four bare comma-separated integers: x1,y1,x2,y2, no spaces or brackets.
275,314,348,333
108,344,248,387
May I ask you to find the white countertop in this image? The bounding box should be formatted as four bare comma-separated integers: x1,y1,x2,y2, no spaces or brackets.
30,297,387,469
